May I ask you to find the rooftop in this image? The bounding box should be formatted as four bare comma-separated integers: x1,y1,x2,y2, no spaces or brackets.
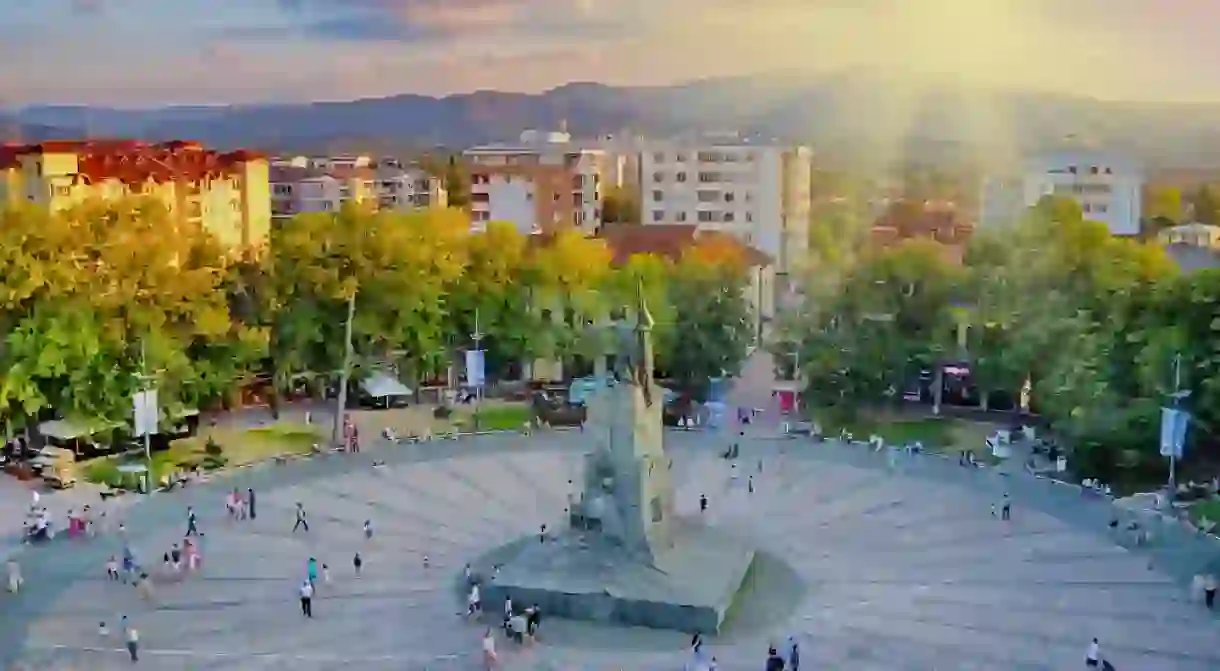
595,224,772,267
0,140,265,185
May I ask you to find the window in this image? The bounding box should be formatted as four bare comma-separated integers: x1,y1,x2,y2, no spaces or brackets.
652,190,664,201
724,192,735,202
746,212,753,222
1096,203,1108,214
653,172,664,183
1104,167,1112,175
697,152,718,163
653,152,665,162
723,212,735,222
1068,166,1077,174
676,211,687,222
53,185,70,198
652,210,664,222
697,190,719,203
676,172,687,183
1090,166,1099,175
697,210,717,223
675,153,687,163
1082,203,1091,213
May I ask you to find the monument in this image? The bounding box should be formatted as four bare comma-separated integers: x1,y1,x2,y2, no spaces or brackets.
479,283,756,634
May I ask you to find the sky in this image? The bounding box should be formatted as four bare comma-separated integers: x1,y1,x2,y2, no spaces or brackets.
1,0,1218,106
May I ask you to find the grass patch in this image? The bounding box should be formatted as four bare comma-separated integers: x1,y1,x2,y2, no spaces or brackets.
453,403,532,432
816,411,1003,464
1189,499,1220,527
81,421,320,488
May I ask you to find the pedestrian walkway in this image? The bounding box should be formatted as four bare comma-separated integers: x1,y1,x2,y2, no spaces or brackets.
4,429,1218,670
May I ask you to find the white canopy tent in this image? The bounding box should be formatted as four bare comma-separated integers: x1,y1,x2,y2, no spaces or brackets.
359,372,413,400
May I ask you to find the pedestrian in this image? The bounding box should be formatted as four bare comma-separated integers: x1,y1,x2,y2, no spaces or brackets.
247,488,257,519
170,543,182,572
353,552,363,576
990,503,996,518
700,494,708,513
307,557,318,586
322,563,331,583
363,519,373,541
126,625,140,662
1205,573,1217,610
539,524,547,544
788,636,800,671
98,620,109,638
299,580,314,617
185,506,199,537
1001,493,1011,521
468,583,482,617
293,503,309,532
423,555,430,569
765,645,785,671
106,555,120,581
482,627,498,669
1086,637,1100,667
748,476,754,494
135,572,154,602
526,604,541,638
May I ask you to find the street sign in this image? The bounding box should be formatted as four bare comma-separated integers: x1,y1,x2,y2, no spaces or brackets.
465,349,485,388
133,389,159,437
1159,406,1189,458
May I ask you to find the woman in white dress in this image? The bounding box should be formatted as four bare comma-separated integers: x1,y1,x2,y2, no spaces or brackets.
482,628,498,669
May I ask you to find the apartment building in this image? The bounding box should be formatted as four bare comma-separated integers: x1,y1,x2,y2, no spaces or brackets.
270,165,446,222
638,135,812,275
980,150,1143,236
0,140,270,248
271,154,374,170
464,130,604,234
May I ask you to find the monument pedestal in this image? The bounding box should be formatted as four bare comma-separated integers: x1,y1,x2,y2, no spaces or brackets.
481,520,755,634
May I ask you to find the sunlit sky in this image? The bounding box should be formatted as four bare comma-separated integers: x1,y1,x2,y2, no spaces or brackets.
1,0,1217,106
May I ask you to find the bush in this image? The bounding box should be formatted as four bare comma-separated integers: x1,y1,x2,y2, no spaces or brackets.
202,454,229,471
433,405,453,419
204,436,224,456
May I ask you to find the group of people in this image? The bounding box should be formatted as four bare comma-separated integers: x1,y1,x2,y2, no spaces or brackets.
225,487,257,520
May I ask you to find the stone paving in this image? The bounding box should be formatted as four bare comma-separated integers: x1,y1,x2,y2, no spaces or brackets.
1,430,1218,670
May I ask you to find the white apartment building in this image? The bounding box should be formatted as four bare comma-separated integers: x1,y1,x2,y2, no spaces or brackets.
464,130,605,234
980,150,1142,236
270,165,445,221
638,136,812,274
271,155,374,170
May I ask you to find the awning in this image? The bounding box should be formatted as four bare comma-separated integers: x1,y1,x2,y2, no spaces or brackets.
359,372,413,399
37,419,117,441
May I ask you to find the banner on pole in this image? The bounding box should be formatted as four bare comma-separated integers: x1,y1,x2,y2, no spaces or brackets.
465,350,485,387
133,389,159,437
1159,406,1189,458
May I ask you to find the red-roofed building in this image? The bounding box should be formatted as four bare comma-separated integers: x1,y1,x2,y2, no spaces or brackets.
0,139,271,248
870,200,974,264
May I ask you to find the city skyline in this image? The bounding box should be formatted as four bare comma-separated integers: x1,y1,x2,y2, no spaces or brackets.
1,0,1217,107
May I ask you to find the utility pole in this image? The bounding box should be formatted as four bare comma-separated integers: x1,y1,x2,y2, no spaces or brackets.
133,337,158,494
471,308,484,431
332,293,356,449
1168,352,1185,493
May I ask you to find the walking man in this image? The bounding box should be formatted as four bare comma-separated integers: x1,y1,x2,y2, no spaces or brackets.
1086,637,1100,668
700,494,708,514
247,488,257,520
126,625,140,662
1001,493,1012,522
353,552,363,576
1204,573,1217,610
185,506,199,537
293,503,309,532
300,580,314,617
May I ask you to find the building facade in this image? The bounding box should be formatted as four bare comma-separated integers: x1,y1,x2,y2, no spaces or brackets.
0,140,271,248
464,131,605,235
270,165,446,222
637,136,812,275
980,150,1143,236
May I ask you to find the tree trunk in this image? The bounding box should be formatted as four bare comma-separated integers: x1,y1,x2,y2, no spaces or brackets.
980,389,991,413
932,365,943,416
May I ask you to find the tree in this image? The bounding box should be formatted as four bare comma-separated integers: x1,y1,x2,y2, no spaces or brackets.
658,248,753,398
601,185,640,225
270,206,468,387
1144,185,1184,226
0,198,236,429
444,156,471,209
1190,184,1220,227
448,221,539,377
528,230,613,368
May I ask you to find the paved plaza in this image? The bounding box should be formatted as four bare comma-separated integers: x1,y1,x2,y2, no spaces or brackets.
2,429,1219,671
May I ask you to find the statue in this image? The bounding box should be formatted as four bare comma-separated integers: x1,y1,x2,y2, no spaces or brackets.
610,280,656,405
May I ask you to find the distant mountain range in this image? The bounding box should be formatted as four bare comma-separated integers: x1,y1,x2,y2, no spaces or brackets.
7,72,1220,169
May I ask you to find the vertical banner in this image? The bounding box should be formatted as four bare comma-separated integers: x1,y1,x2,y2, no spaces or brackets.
133,389,159,437
1159,407,1189,458
465,349,485,388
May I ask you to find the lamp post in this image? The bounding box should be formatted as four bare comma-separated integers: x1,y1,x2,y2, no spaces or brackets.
1166,353,1191,495
132,337,160,494
331,292,356,449
470,308,485,431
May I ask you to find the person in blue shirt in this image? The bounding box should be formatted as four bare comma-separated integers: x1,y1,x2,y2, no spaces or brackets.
307,557,318,586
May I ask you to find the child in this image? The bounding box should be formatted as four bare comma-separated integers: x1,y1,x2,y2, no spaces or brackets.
322,563,331,584
106,556,119,581
98,621,109,638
